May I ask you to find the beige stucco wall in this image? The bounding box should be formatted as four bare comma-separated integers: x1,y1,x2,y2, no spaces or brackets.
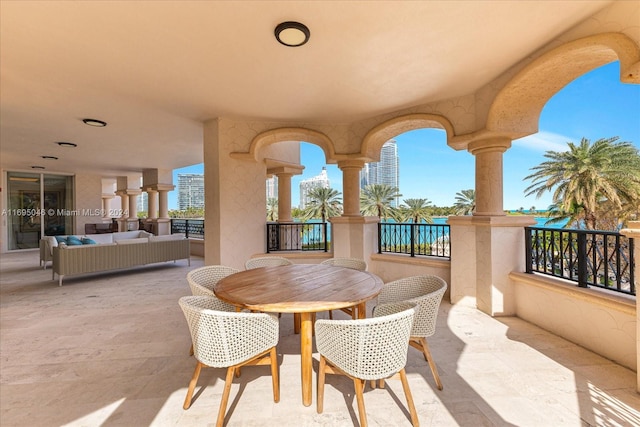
74,173,102,235
510,272,636,371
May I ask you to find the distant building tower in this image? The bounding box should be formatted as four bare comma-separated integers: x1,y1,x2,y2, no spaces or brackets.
299,167,330,209
266,175,278,200
137,191,148,214
177,173,205,210
360,139,400,206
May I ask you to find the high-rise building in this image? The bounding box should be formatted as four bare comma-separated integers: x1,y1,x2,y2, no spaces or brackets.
360,139,400,206
299,167,330,209
177,173,205,210
137,191,148,214
266,176,278,200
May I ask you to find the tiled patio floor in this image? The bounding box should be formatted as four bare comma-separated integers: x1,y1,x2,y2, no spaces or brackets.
1,251,639,426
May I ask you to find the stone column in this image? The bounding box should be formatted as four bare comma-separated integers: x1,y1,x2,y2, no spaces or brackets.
146,190,158,219
158,190,169,219
337,159,365,217
267,165,303,223
620,221,640,391
276,172,293,223
451,135,534,316
468,137,511,217
101,194,114,221
116,192,129,232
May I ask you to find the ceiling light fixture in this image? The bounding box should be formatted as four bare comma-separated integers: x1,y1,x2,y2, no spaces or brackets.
274,21,310,47
57,142,77,147
82,118,107,127
41,155,58,160
31,166,45,169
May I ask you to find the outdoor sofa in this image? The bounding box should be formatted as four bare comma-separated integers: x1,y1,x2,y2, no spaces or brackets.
40,231,190,286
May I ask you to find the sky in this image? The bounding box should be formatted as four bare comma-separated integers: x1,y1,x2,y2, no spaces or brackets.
170,61,640,211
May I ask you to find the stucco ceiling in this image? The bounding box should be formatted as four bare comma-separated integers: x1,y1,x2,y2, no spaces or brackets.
0,0,613,177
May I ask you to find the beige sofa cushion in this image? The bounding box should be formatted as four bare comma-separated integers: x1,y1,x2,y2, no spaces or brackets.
115,237,149,245
149,234,185,242
86,234,114,244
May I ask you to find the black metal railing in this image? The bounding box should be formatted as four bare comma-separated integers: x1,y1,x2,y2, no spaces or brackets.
171,219,204,239
525,227,635,296
266,222,329,252
378,222,450,258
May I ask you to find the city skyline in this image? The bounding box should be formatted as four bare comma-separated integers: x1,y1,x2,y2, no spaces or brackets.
169,61,639,211
177,173,204,210
360,139,400,207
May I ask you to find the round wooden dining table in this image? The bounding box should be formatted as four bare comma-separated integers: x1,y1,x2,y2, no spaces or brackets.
214,263,384,407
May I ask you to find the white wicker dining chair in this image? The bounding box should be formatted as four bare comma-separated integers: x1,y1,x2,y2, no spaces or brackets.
185,265,239,355
315,302,419,427
187,265,240,297
320,257,368,320
179,296,280,427
375,275,447,390
245,256,293,270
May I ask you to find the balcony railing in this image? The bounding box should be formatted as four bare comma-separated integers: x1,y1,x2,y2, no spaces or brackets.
170,219,204,239
266,222,329,252
378,222,450,258
525,227,635,296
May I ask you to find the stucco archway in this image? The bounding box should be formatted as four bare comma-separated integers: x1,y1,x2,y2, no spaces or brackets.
245,127,337,164
361,113,456,161
487,33,640,137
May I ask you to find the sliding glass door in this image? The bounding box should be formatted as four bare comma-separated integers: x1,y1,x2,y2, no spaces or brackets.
6,172,74,250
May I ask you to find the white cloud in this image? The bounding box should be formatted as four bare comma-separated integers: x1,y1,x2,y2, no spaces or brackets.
513,131,573,153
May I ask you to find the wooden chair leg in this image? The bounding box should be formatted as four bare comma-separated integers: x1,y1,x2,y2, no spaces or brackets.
417,337,442,390
353,378,368,427
328,310,333,320
317,356,326,413
270,347,280,402
189,343,194,356
216,366,235,427
183,361,203,410
399,368,420,427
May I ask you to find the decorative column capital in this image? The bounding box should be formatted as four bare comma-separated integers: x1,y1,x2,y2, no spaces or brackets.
467,136,511,155
337,159,365,171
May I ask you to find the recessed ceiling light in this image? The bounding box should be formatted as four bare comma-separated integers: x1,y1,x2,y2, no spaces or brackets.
82,118,107,127
275,21,310,47
41,155,58,160
31,165,45,169
57,142,77,147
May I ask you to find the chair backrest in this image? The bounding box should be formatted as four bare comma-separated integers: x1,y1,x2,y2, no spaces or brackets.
315,302,416,380
179,296,279,367
320,257,367,271
377,275,447,338
186,265,240,297
245,256,293,270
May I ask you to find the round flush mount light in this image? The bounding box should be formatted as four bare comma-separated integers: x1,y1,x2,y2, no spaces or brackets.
82,118,107,127
41,155,58,160
275,21,310,47
31,165,45,169
57,141,77,147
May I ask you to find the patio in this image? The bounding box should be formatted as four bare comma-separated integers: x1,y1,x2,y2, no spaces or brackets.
1,251,638,427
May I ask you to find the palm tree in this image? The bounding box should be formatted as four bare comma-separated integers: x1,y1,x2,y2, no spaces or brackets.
388,207,410,223
401,198,433,223
302,187,343,222
524,137,640,230
360,184,402,219
453,189,475,215
266,197,278,221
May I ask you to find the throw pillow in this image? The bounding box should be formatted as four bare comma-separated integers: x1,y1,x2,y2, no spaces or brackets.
81,237,97,245
67,236,83,246
54,236,67,244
